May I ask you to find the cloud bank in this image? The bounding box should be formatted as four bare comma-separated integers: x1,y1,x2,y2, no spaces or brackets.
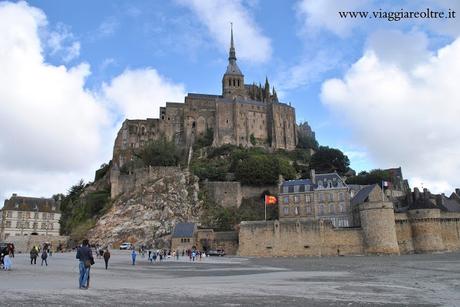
0,1,186,203
321,31,460,192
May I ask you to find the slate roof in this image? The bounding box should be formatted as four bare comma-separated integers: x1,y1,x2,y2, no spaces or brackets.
3,195,60,213
436,196,460,212
172,223,196,238
281,179,313,187
408,198,439,210
315,173,347,189
351,185,377,207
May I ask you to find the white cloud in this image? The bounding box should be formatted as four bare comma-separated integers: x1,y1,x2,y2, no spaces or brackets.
0,1,186,205
321,32,460,193
102,68,186,119
176,0,272,63
46,23,80,62
296,0,368,37
276,49,342,93
0,1,110,202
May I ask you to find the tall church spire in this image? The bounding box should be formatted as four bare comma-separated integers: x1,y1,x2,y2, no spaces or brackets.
222,23,244,98
229,22,236,61
224,23,242,75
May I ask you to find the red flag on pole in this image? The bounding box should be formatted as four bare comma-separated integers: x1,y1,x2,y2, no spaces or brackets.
264,195,277,205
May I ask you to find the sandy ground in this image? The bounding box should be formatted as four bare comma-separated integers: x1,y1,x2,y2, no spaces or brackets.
0,250,459,306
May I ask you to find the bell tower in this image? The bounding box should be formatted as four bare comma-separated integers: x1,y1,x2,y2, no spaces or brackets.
222,23,245,98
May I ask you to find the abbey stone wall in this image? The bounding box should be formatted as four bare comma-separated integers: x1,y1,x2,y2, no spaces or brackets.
239,207,460,257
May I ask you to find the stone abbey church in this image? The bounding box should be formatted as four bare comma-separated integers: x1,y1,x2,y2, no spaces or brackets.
113,29,297,167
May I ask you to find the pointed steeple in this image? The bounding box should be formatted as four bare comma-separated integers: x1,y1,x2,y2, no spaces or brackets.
229,22,236,61
224,23,242,75
264,77,270,101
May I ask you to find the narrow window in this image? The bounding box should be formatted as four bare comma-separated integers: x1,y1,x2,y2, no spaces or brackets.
237,79,240,86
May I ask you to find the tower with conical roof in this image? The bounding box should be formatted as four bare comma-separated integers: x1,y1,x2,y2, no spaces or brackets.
222,24,245,98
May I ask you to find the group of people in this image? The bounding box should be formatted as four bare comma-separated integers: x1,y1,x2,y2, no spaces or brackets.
29,245,49,266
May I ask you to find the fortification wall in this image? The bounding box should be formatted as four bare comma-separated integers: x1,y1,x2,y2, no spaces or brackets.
8,235,69,253
238,219,363,257
359,201,400,255
440,212,460,251
408,209,445,253
394,213,414,254
111,166,183,199
203,182,241,208
241,184,278,199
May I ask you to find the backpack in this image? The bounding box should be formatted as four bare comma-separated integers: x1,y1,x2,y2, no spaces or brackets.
41,252,47,259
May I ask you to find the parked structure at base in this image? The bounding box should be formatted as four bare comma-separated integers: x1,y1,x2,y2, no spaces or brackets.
171,222,238,255
238,185,460,257
0,194,61,239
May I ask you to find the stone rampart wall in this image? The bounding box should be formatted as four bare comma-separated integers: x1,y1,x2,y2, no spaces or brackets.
8,235,69,253
238,219,363,257
111,166,183,199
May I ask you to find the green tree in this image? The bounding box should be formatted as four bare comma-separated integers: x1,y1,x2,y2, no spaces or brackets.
346,169,392,185
309,146,350,175
235,155,279,185
136,139,183,167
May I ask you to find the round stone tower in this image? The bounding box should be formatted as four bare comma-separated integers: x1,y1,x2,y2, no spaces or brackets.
408,198,445,253
358,185,400,255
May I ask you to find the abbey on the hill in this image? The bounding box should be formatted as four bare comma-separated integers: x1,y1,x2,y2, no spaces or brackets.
113,27,297,167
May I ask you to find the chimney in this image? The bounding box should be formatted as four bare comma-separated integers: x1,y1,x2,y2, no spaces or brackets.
12,193,17,197
435,194,444,206
310,169,316,183
414,187,420,200
423,188,431,199
456,188,460,196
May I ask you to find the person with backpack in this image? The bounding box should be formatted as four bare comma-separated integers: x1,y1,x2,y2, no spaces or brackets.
76,239,93,289
30,247,38,265
103,249,110,270
41,249,48,266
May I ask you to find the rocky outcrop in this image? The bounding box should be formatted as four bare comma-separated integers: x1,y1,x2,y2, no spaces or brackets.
89,167,202,248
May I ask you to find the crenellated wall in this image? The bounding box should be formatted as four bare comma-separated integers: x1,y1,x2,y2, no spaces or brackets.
239,211,460,257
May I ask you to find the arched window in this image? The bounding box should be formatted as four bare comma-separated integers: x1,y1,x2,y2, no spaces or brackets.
339,203,345,213
228,79,231,86
233,79,236,86
237,79,240,86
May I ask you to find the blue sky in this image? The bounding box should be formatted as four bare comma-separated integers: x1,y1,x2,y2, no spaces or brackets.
1,0,459,204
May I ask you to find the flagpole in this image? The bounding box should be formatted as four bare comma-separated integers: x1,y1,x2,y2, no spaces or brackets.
264,195,267,221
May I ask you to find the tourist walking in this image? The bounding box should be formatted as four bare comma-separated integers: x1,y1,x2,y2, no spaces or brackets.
41,250,48,266
103,249,110,270
76,239,93,289
3,254,11,270
131,249,137,265
30,247,38,265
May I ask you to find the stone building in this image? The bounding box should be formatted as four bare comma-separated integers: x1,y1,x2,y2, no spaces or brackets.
0,194,61,239
113,27,297,167
170,222,238,254
279,170,351,227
